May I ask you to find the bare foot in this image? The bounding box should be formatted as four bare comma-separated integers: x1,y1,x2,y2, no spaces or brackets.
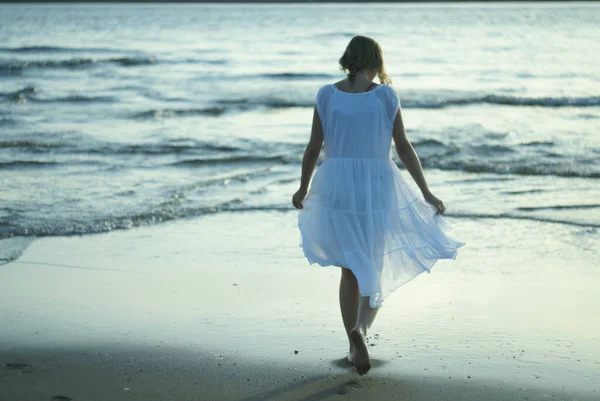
347,343,356,364
350,328,371,375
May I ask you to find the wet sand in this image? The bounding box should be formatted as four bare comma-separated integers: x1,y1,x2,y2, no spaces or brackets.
1,211,599,400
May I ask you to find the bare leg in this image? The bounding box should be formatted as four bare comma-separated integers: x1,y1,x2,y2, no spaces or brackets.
356,296,379,337
350,296,379,375
339,268,359,358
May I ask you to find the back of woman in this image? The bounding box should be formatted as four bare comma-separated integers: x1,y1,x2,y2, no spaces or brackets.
292,35,464,376
312,83,404,214
317,84,399,160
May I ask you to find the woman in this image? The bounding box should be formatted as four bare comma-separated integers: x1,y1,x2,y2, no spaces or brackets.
292,35,464,375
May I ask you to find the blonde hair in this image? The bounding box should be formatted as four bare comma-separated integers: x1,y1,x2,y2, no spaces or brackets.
339,35,392,85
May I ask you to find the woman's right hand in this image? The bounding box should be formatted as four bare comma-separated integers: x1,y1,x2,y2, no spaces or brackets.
423,191,446,215
292,188,307,210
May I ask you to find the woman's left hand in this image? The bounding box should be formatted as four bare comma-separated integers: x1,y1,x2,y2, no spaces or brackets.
292,188,307,210
423,191,446,215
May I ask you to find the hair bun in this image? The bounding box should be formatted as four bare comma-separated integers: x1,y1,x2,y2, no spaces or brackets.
337,35,391,85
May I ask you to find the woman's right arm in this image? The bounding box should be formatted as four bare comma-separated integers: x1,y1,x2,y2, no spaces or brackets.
292,107,324,210
392,109,446,215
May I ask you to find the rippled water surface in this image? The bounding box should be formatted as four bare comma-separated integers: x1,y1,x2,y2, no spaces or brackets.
1,3,599,247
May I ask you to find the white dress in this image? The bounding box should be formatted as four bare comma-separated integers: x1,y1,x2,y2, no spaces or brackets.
298,84,465,308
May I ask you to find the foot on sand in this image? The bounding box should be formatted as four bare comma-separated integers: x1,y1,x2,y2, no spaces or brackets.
347,343,356,364
350,328,371,375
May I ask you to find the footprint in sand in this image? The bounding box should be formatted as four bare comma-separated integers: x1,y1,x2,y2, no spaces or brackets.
336,380,362,395
6,362,34,374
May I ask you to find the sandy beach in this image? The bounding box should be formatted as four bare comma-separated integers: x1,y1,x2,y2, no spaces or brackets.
1,211,598,400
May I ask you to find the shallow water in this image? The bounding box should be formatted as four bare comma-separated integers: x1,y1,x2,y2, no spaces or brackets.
0,3,599,250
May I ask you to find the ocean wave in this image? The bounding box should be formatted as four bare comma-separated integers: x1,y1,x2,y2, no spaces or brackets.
520,140,555,147
0,58,92,73
3,130,598,179
110,56,157,66
212,94,600,111
0,117,17,126
0,46,119,53
517,204,600,211
0,135,246,156
500,189,547,195
1,86,116,105
38,95,117,103
576,113,600,120
124,86,188,102
417,158,600,179
90,141,241,155
468,144,516,155
264,73,333,80
0,56,157,74
402,95,600,109
134,97,313,119
480,95,600,107
134,107,226,119
314,31,356,38
0,86,36,104
0,202,235,239
0,46,69,53
135,94,600,117
407,138,600,179
0,159,106,170
0,140,60,150
448,212,599,228
0,160,61,169
411,139,446,147
105,141,240,155
217,97,314,108
2,139,289,166
157,144,600,179
2,202,597,241
170,155,289,166
9,86,596,114
202,93,600,110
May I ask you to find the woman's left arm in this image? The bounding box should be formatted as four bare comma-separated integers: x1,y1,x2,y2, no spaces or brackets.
292,107,324,210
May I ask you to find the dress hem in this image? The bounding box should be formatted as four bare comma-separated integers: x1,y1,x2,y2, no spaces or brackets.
297,223,462,308
298,242,432,308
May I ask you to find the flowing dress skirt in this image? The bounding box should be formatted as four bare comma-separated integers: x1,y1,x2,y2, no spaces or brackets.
298,158,465,308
